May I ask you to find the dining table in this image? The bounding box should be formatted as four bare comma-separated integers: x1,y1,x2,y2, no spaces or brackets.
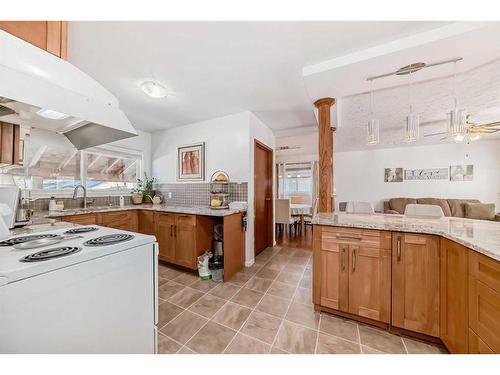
290,203,312,233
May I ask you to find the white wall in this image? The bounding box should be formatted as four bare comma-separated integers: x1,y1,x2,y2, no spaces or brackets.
151,111,276,265
334,139,500,212
248,113,276,265
275,131,318,163
151,112,250,183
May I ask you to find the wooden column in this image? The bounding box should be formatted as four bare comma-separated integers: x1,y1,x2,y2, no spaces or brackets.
314,97,335,213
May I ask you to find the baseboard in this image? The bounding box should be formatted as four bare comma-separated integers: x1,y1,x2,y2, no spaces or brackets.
245,259,255,267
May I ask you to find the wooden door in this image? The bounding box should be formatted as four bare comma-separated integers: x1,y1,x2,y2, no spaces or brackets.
348,245,391,323
392,233,440,337
440,238,469,353
253,140,273,256
156,213,176,263
138,210,156,235
319,234,348,311
174,215,197,269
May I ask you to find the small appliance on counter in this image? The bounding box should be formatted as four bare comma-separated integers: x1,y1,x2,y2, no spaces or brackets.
209,170,230,209
0,186,32,228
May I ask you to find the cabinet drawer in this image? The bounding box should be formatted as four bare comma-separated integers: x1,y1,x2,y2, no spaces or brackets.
469,251,500,294
175,214,196,227
62,214,97,225
321,227,391,249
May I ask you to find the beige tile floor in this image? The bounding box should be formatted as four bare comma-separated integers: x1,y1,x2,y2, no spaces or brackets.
157,246,448,354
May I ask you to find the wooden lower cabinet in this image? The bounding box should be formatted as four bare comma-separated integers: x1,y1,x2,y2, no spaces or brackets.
468,251,500,353
440,238,469,353
60,213,97,225
155,213,213,270
392,233,440,337
99,210,138,232
138,210,156,235
314,227,391,323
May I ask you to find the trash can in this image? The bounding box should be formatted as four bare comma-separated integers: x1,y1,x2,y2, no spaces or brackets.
208,255,224,282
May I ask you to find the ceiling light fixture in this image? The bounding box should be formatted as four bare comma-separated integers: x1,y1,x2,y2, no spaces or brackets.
404,70,419,142
36,108,68,120
366,80,380,145
447,61,467,142
140,80,168,98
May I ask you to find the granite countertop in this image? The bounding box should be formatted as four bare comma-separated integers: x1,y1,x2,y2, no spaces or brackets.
312,212,500,262
45,204,245,219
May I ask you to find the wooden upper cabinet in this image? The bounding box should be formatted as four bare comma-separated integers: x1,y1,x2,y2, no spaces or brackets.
392,233,440,337
0,21,67,59
440,238,469,353
0,122,22,166
468,251,500,353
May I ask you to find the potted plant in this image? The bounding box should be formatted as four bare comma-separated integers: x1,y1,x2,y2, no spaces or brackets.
131,185,144,205
136,173,157,204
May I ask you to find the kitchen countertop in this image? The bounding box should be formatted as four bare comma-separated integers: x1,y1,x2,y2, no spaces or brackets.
45,204,245,218
312,212,500,262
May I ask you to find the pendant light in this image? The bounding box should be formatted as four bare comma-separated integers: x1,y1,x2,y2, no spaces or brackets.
366,80,380,145
447,61,467,142
404,70,419,142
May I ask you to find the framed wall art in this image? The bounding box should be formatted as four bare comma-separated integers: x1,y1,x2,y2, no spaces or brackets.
177,142,205,181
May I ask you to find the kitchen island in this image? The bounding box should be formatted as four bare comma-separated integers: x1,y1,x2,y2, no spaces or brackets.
312,212,500,354
47,204,246,280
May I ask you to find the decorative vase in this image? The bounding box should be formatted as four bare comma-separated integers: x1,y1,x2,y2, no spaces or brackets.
131,193,143,205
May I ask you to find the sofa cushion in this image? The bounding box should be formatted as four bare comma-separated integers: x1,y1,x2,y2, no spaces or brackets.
416,198,452,217
447,199,481,217
388,198,417,214
464,203,496,221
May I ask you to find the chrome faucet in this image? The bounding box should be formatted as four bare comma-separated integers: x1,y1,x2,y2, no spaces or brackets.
72,184,88,209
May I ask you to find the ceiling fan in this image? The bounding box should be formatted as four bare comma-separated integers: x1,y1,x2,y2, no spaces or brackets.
424,115,500,142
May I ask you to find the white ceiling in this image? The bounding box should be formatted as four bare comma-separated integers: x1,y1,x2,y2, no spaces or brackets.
67,21,449,133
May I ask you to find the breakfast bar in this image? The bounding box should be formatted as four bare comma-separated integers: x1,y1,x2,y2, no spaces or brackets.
312,212,500,354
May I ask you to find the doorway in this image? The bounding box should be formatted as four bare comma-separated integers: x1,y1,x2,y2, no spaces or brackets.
254,139,273,256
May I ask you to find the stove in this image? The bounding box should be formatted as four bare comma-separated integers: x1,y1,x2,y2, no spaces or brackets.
20,247,82,263
0,233,59,247
84,233,135,247
63,227,98,235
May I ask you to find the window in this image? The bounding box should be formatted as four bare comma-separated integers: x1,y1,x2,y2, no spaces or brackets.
277,162,313,204
12,128,142,193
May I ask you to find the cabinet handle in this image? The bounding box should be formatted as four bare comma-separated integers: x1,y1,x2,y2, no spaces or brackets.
397,237,402,262
341,247,346,271
352,249,356,272
336,234,362,241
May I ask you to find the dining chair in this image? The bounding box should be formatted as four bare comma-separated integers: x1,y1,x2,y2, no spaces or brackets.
404,204,445,218
275,198,299,235
345,201,375,214
304,198,319,232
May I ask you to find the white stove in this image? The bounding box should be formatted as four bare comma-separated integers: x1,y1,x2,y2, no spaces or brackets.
0,225,159,354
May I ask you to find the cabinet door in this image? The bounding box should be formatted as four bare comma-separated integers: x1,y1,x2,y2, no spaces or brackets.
468,255,500,353
174,217,197,269
392,233,440,337
100,211,133,231
440,238,468,353
138,210,156,235
156,214,176,263
468,328,494,354
348,245,391,323
319,236,348,312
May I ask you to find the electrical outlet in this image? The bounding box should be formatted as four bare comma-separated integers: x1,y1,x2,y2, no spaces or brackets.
167,192,172,199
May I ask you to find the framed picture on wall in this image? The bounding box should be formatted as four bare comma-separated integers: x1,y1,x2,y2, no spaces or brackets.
384,168,403,182
450,164,473,181
177,142,205,181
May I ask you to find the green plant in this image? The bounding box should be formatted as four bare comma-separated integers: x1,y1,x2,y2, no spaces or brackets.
134,173,157,195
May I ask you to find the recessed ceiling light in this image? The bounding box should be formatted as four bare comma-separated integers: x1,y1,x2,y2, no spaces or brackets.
36,108,68,120
140,80,168,98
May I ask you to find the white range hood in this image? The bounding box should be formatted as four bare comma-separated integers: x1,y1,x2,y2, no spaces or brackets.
0,30,137,150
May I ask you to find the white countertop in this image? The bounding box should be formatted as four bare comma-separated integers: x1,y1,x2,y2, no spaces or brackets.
312,212,500,262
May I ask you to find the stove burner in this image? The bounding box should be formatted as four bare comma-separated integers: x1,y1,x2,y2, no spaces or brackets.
63,227,99,235
20,246,82,262
0,234,59,247
84,234,134,247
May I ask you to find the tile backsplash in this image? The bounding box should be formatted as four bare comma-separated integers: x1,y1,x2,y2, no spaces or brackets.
156,182,248,206
31,182,248,212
